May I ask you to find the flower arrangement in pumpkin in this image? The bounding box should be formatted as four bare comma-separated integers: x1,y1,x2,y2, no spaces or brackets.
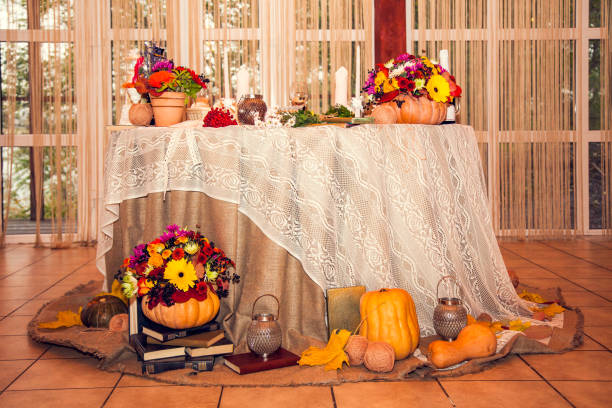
117,225,238,310
363,53,462,105
123,55,209,103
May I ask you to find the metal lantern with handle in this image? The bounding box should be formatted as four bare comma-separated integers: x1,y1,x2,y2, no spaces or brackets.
246,294,282,359
433,275,468,341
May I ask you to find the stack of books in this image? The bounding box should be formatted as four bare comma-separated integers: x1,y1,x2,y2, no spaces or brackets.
131,319,234,374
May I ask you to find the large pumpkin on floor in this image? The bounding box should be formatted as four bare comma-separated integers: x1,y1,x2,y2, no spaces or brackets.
358,288,420,360
81,295,128,328
141,291,220,329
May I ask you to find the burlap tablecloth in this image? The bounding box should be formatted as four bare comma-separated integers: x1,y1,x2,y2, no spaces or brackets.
105,190,328,352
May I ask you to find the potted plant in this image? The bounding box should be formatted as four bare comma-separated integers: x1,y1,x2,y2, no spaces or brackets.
116,225,239,329
363,53,462,125
124,55,209,127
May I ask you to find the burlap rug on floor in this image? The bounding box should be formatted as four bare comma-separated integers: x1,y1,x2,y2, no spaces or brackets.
28,281,583,386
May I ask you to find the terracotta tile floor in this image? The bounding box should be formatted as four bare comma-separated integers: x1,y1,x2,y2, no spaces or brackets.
0,238,610,407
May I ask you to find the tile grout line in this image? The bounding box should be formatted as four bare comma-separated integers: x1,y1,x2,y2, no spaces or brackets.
0,342,51,396
216,385,224,408
500,246,612,303
582,332,612,353
100,373,124,408
576,237,612,250
0,256,97,322
0,251,56,281
517,355,577,408
330,385,337,408
434,378,456,407
539,241,612,272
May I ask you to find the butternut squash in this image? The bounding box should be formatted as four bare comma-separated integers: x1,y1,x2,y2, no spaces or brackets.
428,323,497,369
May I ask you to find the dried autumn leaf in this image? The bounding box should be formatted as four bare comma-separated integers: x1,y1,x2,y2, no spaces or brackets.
519,290,546,304
38,307,83,329
508,318,531,332
298,329,351,371
541,303,565,318
96,280,129,305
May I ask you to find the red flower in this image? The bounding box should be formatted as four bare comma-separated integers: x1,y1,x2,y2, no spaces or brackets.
172,248,185,260
195,281,208,294
379,90,399,103
375,64,389,77
148,70,175,89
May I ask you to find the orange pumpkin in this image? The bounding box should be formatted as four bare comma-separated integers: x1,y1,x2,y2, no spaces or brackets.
370,102,400,124
358,288,420,360
397,95,447,125
141,291,220,329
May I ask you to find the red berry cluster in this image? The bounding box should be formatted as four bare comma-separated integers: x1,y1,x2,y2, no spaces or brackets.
203,107,238,128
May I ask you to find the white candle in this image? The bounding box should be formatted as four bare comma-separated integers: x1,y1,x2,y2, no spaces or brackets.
335,66,348,107
236,66,250,100
223,48,231,99
355,45,361,97
439,49,450,71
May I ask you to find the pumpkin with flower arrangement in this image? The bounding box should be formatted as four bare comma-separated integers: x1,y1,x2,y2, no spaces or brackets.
117,225,239,329
363,53,462,125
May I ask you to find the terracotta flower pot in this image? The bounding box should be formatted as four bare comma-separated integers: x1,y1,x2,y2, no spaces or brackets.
141,291,220,329
150,91,187,127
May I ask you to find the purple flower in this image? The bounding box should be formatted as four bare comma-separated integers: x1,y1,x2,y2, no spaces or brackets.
133,243,146,258
152,60,174,72
167,224,180,233
159,231,175,242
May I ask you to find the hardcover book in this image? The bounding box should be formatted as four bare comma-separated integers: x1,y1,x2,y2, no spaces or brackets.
142,355,215,375
186,337,234,358
131,334,185,361
131,298,220,341
326,285,366,336
147,329,225,348
223,348,299,375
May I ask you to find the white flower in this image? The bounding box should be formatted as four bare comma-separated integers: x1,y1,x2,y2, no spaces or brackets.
384,59,394,69
121,272,137,298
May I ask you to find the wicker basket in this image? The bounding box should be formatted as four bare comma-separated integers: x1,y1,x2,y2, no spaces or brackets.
186,106,210,121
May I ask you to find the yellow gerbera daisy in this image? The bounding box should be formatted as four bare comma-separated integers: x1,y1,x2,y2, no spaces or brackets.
425,74,450,103
164,258,198,291
374,71,388,86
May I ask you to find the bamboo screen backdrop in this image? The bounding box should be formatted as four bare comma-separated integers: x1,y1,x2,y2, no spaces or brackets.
410,0,611,237
0,0,609,247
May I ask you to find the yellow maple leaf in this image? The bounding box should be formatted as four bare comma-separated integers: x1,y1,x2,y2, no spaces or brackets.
490,321,503,333
541,303,565,318
38,307,83,329
508,318,531,332
298,329,351,371
519,290,546,304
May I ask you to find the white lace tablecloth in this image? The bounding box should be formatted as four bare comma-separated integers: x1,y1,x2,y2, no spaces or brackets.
96,123,534,336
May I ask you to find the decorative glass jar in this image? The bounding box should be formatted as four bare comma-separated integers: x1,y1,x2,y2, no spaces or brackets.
237,94,267,125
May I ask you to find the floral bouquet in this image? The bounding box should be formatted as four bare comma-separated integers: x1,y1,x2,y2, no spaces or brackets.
123,53,209,103
363,53,461,105
117,225,238,310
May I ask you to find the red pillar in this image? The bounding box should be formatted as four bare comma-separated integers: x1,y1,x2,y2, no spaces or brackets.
374,0,407,63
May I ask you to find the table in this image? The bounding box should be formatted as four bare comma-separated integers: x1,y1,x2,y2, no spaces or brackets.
96,123,531,351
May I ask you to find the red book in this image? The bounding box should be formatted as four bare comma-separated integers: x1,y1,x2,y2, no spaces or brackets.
223,348,299,375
